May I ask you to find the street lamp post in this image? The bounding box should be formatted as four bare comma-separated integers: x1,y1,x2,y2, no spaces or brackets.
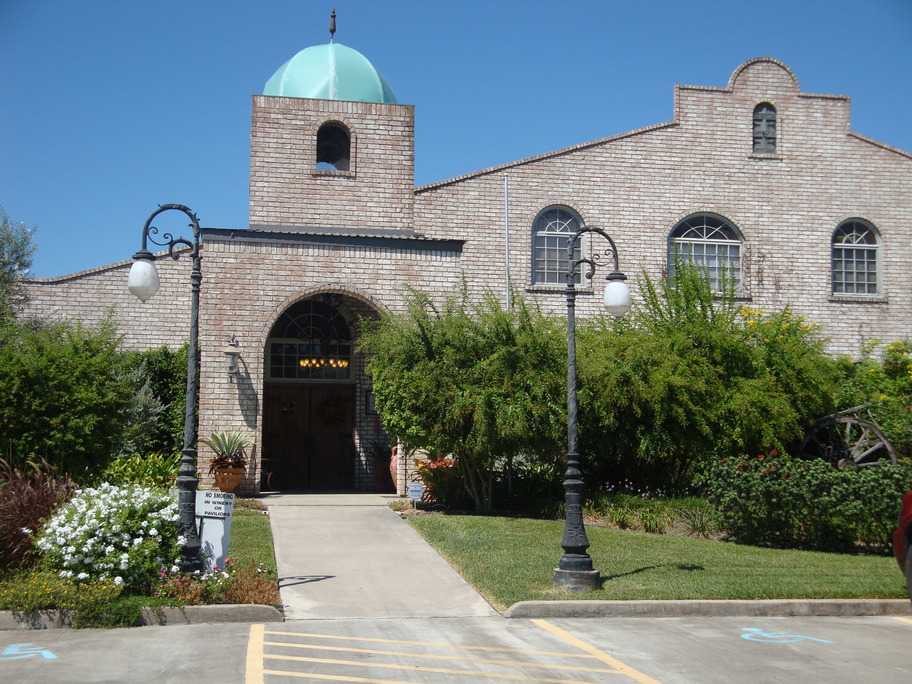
127,204,204,572
554,226,631,591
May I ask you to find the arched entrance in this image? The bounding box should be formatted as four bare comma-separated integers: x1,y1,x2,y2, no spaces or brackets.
261,294,378,490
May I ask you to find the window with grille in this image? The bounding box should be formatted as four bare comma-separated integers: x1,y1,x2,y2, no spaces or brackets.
531,206,583,285
832,220,880,296
267,299,353,381
752,103,777,154
668,214,743,291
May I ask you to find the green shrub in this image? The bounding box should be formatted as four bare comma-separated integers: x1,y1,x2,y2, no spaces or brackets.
0,317,135,477
362,288,566,511
706,453,912,551
579,263,839,490
101,452,180,489
121,345,189,456
0,569,121,612
835,340,912,462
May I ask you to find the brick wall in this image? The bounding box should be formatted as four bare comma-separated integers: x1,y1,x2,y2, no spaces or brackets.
20,57,912,496
414,58,912,356
249,96,415,230
22,253,194,350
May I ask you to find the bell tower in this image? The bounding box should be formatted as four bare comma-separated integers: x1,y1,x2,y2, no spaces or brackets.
249,36,415,231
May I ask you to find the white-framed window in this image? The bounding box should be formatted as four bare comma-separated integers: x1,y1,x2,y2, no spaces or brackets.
267,299,353,382
531,206,583,285
752,103,777,154
831,219,880,296
668,213,743,291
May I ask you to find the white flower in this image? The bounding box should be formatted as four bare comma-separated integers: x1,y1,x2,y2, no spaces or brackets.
113,577,123,587
77,572,89,580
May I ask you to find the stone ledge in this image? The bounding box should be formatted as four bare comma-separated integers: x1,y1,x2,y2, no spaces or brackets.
504,599,912,619
0,604,284,630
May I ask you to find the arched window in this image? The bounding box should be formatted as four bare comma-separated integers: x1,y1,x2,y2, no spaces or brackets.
752,103,777,154
832,220,880,296
267,299,353,381
316,122,351,171
668,214,743,291
531,206,583,285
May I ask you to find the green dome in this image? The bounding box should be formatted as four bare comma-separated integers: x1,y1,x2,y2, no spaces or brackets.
263,42,398,103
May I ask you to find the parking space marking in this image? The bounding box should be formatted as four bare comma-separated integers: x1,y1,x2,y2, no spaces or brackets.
264,638,616,674
891,616,912,624
531,619,662,684
249,625,651,682
265,630,600,657
247,624,266,684
265,652,616,682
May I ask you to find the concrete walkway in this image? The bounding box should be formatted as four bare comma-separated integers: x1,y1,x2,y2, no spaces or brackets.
263,492,498,620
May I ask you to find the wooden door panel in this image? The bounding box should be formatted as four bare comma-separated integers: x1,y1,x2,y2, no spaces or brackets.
263,382,356,490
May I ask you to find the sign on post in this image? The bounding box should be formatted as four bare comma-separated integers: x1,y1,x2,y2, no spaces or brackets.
195,490,235,570
406,482,425,511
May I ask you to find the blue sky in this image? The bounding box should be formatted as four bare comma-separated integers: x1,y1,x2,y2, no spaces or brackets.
2,0,910,278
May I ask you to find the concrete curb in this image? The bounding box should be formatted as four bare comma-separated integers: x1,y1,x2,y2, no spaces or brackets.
0,604,284,631
504,599,912,619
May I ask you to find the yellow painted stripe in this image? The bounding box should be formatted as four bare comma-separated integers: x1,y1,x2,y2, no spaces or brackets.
263,670,419,683
266,652,614,683
891,616,912,624
532,619,663,684
264,639,616,673
263,630,593,658
245,623,265,684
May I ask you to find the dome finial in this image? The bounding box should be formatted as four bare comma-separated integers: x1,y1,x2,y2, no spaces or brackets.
329,8,336,43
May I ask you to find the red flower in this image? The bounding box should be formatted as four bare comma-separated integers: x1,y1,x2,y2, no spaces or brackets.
757,454,765,459
770,449,779,457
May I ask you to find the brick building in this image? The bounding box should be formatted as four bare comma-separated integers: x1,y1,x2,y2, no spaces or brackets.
23,41,912,496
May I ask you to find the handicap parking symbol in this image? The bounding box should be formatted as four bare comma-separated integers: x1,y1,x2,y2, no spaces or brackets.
740,628,833,643
1,643,58,660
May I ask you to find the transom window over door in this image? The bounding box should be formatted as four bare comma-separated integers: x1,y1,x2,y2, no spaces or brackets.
832,220,880,296
668,214,743,291
267,299,353,381
532,206,583,285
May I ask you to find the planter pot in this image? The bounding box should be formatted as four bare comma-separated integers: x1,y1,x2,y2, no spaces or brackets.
213,466,245,493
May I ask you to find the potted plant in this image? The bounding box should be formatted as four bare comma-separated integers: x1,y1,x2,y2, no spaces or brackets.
365,438,393,493
201,431,249,493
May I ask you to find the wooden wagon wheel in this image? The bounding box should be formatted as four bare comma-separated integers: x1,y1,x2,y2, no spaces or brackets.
799,414,897,468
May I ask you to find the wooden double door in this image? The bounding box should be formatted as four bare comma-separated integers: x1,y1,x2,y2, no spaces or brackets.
262,382,356,490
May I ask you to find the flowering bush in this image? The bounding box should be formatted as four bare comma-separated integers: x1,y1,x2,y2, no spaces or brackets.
415,457,469,508
153,558,235,604
706,452,912,551
153,558,279,606
34,482,182,592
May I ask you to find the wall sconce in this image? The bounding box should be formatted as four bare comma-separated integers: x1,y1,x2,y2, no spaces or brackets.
224,335,241,376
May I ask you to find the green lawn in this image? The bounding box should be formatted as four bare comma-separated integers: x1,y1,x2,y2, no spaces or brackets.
409,514,907,611
227,507,278,574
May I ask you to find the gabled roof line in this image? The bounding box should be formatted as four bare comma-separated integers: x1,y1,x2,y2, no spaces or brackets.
415,121,678,193
847,132,912,160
